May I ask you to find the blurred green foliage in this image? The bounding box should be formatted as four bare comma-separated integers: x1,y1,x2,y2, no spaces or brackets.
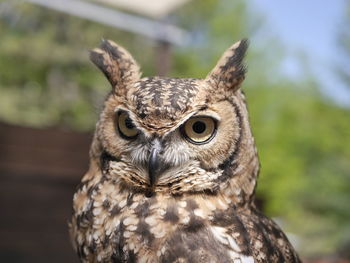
0,0,349,258
0,2,157,130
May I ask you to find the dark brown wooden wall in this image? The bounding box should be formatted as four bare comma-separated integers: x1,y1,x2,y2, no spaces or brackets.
0,122,92,262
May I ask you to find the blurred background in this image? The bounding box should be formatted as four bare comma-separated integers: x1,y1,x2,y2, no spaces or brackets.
0,0,349,262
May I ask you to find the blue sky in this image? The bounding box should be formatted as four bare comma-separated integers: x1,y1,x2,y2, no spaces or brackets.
250,0,349,106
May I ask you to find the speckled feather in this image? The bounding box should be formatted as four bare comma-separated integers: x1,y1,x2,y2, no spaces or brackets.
69,39,301,263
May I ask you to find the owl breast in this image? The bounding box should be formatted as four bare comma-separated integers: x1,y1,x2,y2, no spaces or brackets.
71,169,257,263
71,163,299,263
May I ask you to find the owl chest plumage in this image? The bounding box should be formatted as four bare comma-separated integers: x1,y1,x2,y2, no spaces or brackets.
71,169,299,263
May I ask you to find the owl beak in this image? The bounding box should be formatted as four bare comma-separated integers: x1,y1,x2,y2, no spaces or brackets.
148,138,162,187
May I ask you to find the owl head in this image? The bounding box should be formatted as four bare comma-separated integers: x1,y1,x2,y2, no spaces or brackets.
89,39,259,204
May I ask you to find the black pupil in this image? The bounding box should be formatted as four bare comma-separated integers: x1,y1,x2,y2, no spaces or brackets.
192,121,206,134
125,117,135,129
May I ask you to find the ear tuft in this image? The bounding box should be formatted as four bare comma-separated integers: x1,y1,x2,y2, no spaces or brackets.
206,39,249,92
90,39,141,90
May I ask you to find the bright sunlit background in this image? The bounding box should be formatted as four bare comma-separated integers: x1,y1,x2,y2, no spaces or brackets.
0,0,349,262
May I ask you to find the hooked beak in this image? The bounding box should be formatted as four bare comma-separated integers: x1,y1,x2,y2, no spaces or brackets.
148,138,162,187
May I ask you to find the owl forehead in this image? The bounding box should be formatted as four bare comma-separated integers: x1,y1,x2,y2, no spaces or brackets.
126,77,207,130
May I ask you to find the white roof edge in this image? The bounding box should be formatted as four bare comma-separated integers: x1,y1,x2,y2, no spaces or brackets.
23,0,191,46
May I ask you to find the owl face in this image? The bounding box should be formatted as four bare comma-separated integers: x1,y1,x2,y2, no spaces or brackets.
91,39,257,197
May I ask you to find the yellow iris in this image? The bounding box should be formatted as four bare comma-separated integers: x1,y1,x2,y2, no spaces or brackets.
182,116,217,144
117,112,138,139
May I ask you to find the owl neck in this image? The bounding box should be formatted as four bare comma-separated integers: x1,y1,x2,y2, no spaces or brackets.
220,149,260,207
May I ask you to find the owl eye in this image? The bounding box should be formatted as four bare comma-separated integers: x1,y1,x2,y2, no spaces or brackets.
181,116,217,144
116,111,138,139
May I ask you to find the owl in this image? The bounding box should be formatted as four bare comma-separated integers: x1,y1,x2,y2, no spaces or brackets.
69,39,301,263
